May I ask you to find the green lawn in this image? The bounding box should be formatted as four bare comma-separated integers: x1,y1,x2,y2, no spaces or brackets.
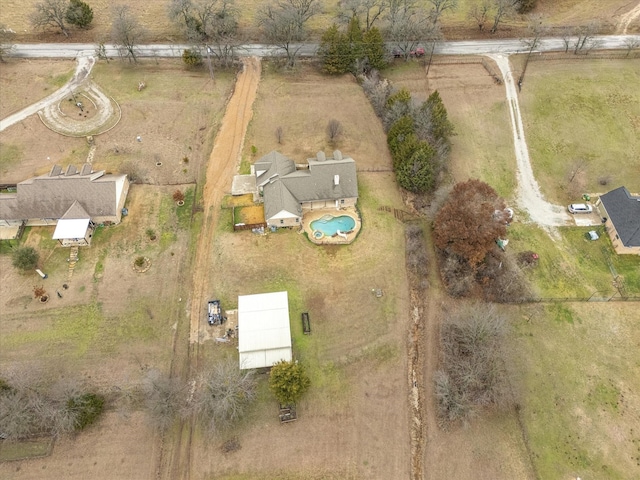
513,302,640,479
508,223,640,298
519,60,640,204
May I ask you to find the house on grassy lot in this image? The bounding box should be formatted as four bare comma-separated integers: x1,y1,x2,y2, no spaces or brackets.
254,150,358,228
238,291,292,370
0,163,129,246
596,186,640,255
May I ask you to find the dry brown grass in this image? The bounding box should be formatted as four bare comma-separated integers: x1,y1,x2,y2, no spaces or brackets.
2,0,634,44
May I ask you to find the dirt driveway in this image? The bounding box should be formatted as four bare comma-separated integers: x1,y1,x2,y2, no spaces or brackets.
188,56,261,346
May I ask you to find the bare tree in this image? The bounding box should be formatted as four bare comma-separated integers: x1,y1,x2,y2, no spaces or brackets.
193,358,256,434
490,0,517,34
257,0,321,67
111,5,146,63
30,0,70,37
326,119,344,143
275,126,284,144
168,0,240,68
338,0,388,31
0,25,15,62
435,304,516,427
518,14,548,87
386,1,433,60
142,369,189,431
468,1,490,31
427,0,457,26
573,21,601,54
624,36,640,57
560,26,572,53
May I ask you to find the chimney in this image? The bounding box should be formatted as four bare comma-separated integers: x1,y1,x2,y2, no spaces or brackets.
333,150,342,160
316,151,326,162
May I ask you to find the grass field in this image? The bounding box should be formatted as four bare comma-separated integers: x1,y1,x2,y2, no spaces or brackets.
507,223,640,298
519,59,640,204
513,302,640,479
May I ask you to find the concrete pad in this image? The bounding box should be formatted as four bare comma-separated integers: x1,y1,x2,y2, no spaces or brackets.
0,225,20,239
232,175,256,195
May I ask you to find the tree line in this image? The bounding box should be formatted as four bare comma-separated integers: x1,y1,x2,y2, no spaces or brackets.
0,358,309,441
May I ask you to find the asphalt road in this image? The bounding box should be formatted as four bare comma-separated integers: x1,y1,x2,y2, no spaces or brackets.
5,35,640,59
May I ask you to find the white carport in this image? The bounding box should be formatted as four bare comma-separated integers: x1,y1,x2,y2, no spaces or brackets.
238,291,292,370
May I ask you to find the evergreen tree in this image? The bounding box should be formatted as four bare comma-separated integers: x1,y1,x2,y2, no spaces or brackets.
387,115,416,164
346,16,363,72
319,24,350,74
426,90,455,142
362,27,386,71
395,142,438,193
66,0,93,29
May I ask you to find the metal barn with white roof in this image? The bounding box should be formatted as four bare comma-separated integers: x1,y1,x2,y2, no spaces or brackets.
238,291,292,370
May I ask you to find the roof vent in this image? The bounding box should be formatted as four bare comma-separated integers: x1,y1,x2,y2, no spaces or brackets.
80,163,92,175
333,150,342,160
334,174,340,186
65,165,78,176
316,151,326,162
49,165,62,177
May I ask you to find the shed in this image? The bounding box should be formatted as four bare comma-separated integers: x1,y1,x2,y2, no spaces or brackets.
238,291,292,370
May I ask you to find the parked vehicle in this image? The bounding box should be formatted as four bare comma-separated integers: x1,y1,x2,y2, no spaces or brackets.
208,300,223,326
568,203,593,214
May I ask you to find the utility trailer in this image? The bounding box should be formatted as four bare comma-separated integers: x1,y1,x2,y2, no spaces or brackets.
207,300,223,326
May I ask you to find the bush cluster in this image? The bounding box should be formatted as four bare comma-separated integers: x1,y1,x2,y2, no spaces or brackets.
361,76,454,194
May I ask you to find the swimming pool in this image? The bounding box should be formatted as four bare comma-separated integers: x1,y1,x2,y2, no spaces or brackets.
310,214,356,236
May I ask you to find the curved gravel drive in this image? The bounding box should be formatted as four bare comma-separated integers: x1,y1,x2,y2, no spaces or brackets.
0,56,95,132
489,54,570,227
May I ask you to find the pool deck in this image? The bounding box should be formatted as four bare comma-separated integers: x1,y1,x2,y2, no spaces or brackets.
302,207,361,245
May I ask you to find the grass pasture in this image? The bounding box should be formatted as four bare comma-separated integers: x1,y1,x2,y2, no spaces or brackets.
507,224,640,299
514,302,640,479
519,59,640,204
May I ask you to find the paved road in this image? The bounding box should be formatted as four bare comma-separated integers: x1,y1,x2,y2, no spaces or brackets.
5,35,640,59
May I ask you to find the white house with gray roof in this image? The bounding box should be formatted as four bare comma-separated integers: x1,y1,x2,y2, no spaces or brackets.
255,150,358,228
0,163,129,245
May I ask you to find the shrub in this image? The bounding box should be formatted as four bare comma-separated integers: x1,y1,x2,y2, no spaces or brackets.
12,246,39,271
172,190,185,202
66,0,93,29
182,48,203,67
134,256,146,267
67,393,104,430
269,360,310,406
33,285,46,298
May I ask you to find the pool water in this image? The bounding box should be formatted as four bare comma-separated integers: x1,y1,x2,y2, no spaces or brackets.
310,215,356,236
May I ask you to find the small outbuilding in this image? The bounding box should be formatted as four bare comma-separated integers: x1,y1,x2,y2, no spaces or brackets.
238,291,292,370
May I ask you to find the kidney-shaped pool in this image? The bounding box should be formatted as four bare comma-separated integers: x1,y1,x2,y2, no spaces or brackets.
310,214,356,237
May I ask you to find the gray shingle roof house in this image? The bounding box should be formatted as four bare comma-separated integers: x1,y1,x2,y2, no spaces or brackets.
254,150,358,228
0,164,129,245
597,186,640,255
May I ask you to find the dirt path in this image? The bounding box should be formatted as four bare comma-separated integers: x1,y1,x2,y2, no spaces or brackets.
188,57,261,346
0,56,95,132
488,54,570,229
617,1,640,34
154,57,261,480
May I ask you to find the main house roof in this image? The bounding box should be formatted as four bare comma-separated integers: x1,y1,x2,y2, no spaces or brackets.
255,151,358,220
600,186,640,248
0,164,127,222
